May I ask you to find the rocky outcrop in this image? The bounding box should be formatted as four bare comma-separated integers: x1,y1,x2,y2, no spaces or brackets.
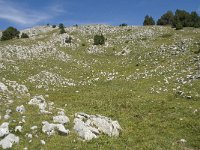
74,113,122,141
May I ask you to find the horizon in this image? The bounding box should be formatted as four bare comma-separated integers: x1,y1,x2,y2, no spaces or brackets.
0,0,200,30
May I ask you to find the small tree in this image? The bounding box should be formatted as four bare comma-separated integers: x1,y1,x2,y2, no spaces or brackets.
52,25,56,28
59,23,64,29
119,23,128,27
65,36,72,43
1,26,20,41
94,34,105,45
21,33,29,38
60,28,66,34
143,15,155,26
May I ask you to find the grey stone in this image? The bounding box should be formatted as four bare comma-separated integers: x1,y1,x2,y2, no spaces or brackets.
16,105,25,114
0,134,19,149
73,113,121,141
0,122,9,137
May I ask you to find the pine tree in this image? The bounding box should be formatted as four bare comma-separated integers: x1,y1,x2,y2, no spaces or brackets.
157,11,174,25
143,15,155,26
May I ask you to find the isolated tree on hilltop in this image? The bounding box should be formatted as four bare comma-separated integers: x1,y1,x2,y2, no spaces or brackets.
59,23,66,34
59,23,64,29
119,23,128,27
143,15,155,26
157,11,174,25
1,26,20,41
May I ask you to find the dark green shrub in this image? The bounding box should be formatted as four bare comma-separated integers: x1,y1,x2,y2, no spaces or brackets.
1,26,20,41
175,22,183,30
21,33,29,38
59,23,64,29
94,34,105,45
81,43,86,46
60,28,66,34
52,25,56,28
194,49,200,54
119,23,128,27
65,37,72,43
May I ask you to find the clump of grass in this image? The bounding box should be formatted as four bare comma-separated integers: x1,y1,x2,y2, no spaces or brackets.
193,49,200,54
160,33,173,38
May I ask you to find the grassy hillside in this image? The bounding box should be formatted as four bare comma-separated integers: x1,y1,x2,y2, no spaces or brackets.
0,25,200,150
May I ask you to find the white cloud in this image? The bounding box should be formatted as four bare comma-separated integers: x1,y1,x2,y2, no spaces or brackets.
0,0,63,26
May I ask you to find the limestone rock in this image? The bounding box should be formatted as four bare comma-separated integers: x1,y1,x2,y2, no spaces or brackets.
0,82,7,92
73,113,121,140
42,121,69,136
0,134,19,149
16,105,25,114
28,95,49,113
15,126,22,132
53,113,70,124
0,122,9,137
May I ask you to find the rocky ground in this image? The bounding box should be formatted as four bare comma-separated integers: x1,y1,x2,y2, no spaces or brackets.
0,25,200,149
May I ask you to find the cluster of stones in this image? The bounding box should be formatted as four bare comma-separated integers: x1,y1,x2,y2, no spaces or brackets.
0,80,121,149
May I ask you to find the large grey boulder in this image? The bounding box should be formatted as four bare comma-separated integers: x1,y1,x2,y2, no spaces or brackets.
73,113,121,141
0,122,9,137
0,134,19,149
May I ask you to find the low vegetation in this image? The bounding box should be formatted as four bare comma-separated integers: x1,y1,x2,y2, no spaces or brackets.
93,34,105,45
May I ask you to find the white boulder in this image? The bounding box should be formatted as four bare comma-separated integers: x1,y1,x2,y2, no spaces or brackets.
42,121,69,136
15,126,22,132
0,134,19,149
16,105,25,114
0,82,7,92
73,113,121,140
0,122,9,137
28,95,49,113
53,115,70,124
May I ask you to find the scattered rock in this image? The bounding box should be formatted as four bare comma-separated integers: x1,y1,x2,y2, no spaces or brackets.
15,126,22,132
42,121,69,136
0,134,19,149
41,140,45,145
28,95,50,113
0,122,9,137
30,126,38,130
53,112,70,124
0,82,8,92
16,105,25,114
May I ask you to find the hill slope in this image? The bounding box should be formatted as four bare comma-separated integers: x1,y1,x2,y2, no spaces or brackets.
0,25,200,150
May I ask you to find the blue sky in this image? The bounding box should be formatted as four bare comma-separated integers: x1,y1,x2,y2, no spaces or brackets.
0,0,200,30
